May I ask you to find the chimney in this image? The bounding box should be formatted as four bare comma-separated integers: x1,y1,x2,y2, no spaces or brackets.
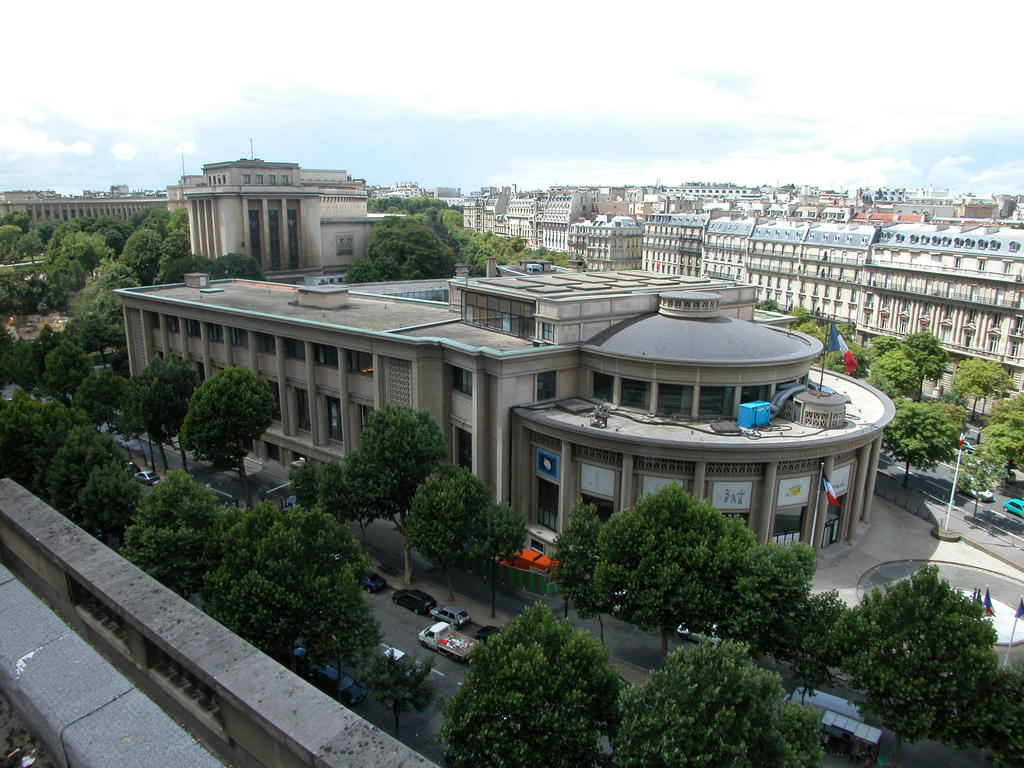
486,257,498,278
567,259,586,273
454,262,469,278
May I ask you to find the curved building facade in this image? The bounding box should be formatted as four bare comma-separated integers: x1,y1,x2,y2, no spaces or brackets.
116,271,893,557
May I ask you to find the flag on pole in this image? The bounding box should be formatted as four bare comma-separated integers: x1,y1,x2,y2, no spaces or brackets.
959,419,968,449
1016,598,1024,620
826,323,857,375
821,472,840,506
983,587,996,617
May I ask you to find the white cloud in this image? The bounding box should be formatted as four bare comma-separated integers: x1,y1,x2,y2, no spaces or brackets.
176,140,197,155
110,142,136,162
0,118,91,160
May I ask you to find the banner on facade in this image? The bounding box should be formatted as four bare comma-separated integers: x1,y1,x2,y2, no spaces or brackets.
778,476,811,506
536,449,560,482
712,481,753,510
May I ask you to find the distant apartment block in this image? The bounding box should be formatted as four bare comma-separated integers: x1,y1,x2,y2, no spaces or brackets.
568,216,643,271
641,213,712,276
0,187,166,223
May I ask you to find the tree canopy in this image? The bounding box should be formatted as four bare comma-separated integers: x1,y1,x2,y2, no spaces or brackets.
553,501,612,643
882,398,959,486
354,216,455,282
441,602,620,768
41,337,92,405
954,358,1014,419
120,355,200,470
614,641,822,768
180,366,274,506
834,565,998,765
361,649,435,739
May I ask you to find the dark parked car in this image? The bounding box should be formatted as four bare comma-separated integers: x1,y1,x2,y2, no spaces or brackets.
294,648,367,705
474,625,501,643
359,572,388,592
391,588,437,615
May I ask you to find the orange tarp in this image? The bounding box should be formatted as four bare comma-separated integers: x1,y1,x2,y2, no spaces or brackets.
500,549,558,573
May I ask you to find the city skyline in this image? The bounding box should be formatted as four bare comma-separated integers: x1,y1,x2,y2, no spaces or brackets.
4,1,1024,197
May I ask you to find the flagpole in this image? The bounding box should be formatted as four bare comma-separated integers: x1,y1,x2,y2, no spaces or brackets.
1006,596,1024,669
810,462,823,549
942,441,965,532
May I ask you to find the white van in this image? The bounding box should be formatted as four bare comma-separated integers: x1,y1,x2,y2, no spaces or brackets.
785,687,863,722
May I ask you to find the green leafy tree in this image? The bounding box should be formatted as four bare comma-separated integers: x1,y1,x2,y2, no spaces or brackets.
613,641,822,768
0,392,89,495
957,449,1006,519
343,258,381,284
120,229,163,285
211,252,263,280
595,483,755,661
553,501,612,643
903,331,950,400
476,502,526,619
0,269,48,318
318,460,373,548
289,459,320,509
789,590,847,694
882,399,959,487
983,393,1024,468
868,335,904,359
68,260,139,360
341,404,448,584
361,650,435,738
980,664,1024,768
41,336,92,405
406,466,490,599
756,298,780,312
72,369,127,430
47,425,124,525
441,603,620,768
54,231,112,275
728,542,817,663
0,224,22,261
119,355,200,471
14,230,43,263
156,254,208,284
129,206,171,236
867,349,919,399
203,502,379,665
84,216,133,256
158,230,191,264
363,216,455,281
78,460,140,539
43,254,86,310
0,209,30,233
953,358,1014,419
180,366,274,507
122,471,221,597
834,565,998,766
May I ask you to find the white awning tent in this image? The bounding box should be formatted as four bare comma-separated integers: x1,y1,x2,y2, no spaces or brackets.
820,710,883,746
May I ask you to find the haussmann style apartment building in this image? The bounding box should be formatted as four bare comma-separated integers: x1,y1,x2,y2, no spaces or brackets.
117,267,894,555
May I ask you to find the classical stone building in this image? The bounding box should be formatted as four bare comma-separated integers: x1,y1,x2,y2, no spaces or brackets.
567,216,644,271
641,212,713,276
168,159,378,275
0,188,165,223
117,269,893,556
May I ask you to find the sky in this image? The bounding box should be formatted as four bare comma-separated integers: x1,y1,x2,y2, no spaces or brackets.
4,1,1024,198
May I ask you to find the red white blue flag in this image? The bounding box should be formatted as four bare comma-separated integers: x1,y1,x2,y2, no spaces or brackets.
984,587,996,617
821,473,840,506
1016,598,1024,620
826,323,857,375
959,420,968,449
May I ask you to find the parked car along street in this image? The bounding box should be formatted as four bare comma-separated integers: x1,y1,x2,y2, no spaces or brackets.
133,470,160,486
392,589,437,615
429,605,471,629
359,572,388,593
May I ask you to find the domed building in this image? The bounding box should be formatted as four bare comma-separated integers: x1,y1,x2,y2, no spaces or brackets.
117,267,894,557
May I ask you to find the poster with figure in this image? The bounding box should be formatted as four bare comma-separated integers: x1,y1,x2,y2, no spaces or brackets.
777,476,810,506
712,481,753,510
831,464,851,496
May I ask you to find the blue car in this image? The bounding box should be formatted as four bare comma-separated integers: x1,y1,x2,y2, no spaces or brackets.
359,572,388,592
1003,499,1024,518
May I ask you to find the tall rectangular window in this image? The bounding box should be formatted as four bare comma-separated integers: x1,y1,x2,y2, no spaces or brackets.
456,427,472,470
592,371,613,401
326,396,342,440
620,378,650,410
166,316,180,333
284,338,305,360
185,319,201,338
537,478,558,531
230,328,248,347
698,386,735,418
259,333,276,354
656,384,693,416
358,403,374,429
248,209,262,261
295,388,310,430
287,209,299,269
206,323,224,343
536,371,556,401
314,344,338,366
347,350,373,374
270,382,281,420
268,208,281,270
451,365,473,395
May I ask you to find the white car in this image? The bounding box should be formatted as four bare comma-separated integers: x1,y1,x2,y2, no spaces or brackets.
676,623,720,644
133,470,160,486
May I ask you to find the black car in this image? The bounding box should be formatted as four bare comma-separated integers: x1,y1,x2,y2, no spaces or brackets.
391,588,437,614
474,625,501,643
359,572,388,592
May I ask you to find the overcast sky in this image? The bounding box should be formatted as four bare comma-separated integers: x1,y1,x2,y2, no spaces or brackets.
4,1,1023,197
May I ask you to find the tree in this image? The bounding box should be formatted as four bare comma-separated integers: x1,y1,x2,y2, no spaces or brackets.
595,483,755,661
156,254,208,284
158,230,191,264
14,230,43,263
903,331,950,400
68,260,139,359
53,231,112,275
553,501,612,643
789,590,847,694
954,358,1014,419
406,466,491,599
72,368,127,430
0,224,22,261
363,216,454,281
341,404,448,584
441,603,620,768
202,502,380,665
979,664,1024,768
318,460,374,548
834,565,998,766
78,460,140,539
0,392,89,496
0,209,30,233
613,641,822,768
983,393,1024,468
43,254,86,310
120,228,163,285
47,425,126,527
756,298,780,312
361,649,435,739
122,471,221,597
476,502,526,619
41,336,92,405
867,349,919,399
957,448,1007,520
343,258,382,284
119,355,200,471
882,399,959,487
289,459,320,509
211,252,263,280
728,542,817,663
180,366,274,508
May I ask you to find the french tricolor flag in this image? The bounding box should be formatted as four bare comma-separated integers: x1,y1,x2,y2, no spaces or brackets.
827,323,857,375
821,472,840,506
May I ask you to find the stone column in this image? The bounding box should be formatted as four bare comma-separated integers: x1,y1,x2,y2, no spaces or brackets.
846,443,871,541
200,322,212,380
472,369,487,478
261,199,271,269
240,198,249,259
337,350,352,454
223,324,233,367
557,438,574,533
187,201,200,257
692,460,707,499
619,453,634,511
759,460,778,544
494,377,511,505
275,336,292,434
373,354,385,408
861,436,883,522
304,341,321,445
159,313,169,354
141,311,154,365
